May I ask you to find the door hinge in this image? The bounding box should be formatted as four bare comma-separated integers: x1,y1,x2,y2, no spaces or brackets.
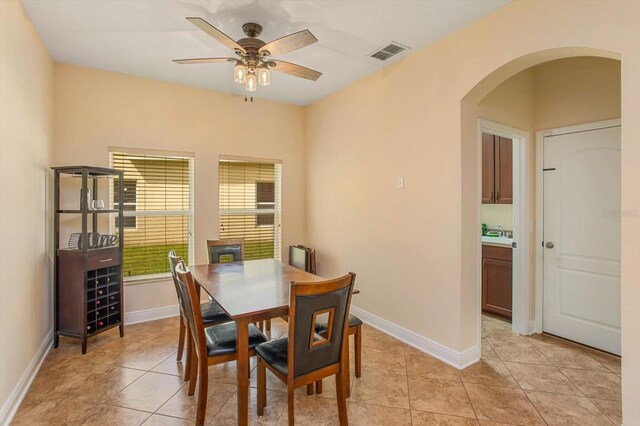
512,241,517,249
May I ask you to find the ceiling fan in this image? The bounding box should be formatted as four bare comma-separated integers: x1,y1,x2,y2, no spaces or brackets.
174,17,322,92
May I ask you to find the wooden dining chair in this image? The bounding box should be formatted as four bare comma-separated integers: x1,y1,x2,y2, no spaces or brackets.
174,261,268,426
206,238,244,264
255,273,356,426
168,251,231,381
288,245,363,389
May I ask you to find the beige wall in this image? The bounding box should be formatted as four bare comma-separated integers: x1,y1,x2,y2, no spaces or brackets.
481,205,513,230
53,63,306,313
305,1,639,422
0,0,54,415
534,57,621,130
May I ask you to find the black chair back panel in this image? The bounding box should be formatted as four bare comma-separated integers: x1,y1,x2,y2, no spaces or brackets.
208,245,242,264
293,286,350,378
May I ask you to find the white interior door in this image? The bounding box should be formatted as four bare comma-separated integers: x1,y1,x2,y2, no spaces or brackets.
543,124,621,355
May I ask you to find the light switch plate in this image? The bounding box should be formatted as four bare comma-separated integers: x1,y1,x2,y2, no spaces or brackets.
397,176,405,189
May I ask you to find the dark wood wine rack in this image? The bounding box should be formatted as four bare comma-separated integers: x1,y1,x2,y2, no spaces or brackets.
52,166,125,354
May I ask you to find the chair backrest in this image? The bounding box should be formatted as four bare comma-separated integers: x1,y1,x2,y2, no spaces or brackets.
168,250,185,314
287,272,356,379
207,239,245,264
174,261,207,358
288,245,317,275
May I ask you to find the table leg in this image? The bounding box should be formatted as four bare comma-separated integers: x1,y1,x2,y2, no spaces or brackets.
236,317,250,426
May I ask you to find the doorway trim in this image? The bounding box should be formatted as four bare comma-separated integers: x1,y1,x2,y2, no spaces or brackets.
533,118,621,333
477,119,530,336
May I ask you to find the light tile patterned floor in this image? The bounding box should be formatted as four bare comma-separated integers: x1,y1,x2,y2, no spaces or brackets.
13,315,621,425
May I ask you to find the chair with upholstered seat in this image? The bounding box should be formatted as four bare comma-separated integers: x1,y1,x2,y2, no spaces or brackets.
255,272,356,426
174,260,268,426
168,250,231,381
288,245,363,393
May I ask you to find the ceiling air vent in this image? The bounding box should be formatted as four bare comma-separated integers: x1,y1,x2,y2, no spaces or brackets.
370,42,409,61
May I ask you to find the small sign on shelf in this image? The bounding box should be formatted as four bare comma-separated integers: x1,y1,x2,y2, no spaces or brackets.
68,233,118,250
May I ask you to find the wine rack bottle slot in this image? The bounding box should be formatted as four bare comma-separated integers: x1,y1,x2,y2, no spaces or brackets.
97,307,108,319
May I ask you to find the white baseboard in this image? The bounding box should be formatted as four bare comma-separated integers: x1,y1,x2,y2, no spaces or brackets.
124,304,180,325
0,330,53,426
350,305,480,370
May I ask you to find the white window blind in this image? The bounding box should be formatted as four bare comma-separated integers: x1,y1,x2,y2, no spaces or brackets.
110,150,194,279
219,159,281,261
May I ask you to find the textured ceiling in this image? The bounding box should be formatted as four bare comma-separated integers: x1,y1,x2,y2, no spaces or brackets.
21,0,509,105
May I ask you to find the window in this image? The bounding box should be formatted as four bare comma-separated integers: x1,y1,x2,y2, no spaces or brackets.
110,150,194,279
114,179,137,229
218,159,281,261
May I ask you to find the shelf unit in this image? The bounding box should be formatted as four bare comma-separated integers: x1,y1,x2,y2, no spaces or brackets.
52,166,125,354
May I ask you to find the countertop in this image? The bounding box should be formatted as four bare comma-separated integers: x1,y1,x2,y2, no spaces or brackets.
481,236,513,248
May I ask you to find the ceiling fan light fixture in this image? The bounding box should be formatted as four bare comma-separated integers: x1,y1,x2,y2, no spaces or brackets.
257,65,271,87
245,72,257,92
176,18,322,93
234,61,247,84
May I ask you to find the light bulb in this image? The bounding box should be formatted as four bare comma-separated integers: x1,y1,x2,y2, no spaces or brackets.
245,73,257,92
234,62,247,84
257,65,271,87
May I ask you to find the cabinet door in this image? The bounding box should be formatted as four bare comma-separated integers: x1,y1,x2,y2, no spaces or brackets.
495,136,513,204
482,133,495,204
482,258,512,318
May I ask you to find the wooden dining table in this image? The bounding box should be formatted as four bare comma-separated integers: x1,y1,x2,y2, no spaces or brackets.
190,258,353,426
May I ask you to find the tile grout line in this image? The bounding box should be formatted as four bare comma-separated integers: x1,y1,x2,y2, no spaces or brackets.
403,344,414,426
459,380,480,424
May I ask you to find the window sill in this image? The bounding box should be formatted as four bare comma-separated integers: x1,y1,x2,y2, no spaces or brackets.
124,273,173,286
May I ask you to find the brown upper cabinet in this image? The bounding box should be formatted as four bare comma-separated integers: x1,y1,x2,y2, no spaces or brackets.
482,133,512,204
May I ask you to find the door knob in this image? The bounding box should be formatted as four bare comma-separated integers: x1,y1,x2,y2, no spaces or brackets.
545,242,555,249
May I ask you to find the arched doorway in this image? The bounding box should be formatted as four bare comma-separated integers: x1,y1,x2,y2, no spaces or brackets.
460,48,622,357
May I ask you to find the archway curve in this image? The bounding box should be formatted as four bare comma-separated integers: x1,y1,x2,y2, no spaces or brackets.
459,46,622,356
462,46,620,106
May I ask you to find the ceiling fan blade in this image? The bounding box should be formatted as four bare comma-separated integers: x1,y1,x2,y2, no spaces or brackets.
173,57,237,64
270,60,322,81
186,17,245,53
259,29,317,56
